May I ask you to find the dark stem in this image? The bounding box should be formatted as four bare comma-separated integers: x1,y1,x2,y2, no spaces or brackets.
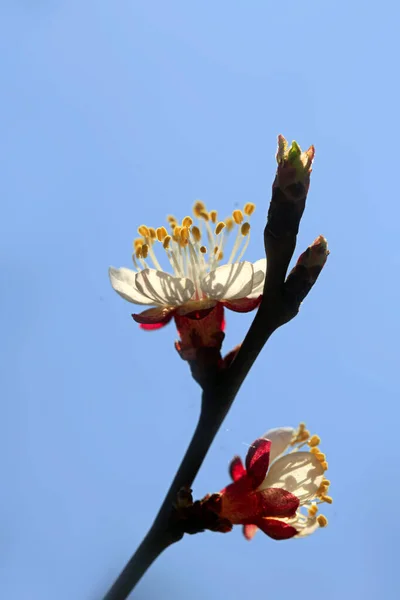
102,299,280,600
103,177,326,598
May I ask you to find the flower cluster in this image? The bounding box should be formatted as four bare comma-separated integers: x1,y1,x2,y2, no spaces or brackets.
191,423,331,541
109,201,265,360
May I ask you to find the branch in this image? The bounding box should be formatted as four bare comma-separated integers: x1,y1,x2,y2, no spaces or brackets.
103,138,327,600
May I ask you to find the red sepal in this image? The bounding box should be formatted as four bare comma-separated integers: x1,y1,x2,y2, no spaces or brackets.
229,456,246,482
132,306,175,329
243,524,258,540
245,438,271,488
258,488,299,518
222,296,262,313
256,518,298,540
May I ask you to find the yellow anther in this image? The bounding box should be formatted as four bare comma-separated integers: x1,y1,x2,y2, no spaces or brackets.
217,251,224,261
213,246,219,254
138,225,150,237
200,246,207,254
310,447,321,455
182,216,193,228
141,243,149,259
299,422,306,431
148,227,157,240
322,479,331,486
135,246,142,259
317,515,328,528
180,227,190,245
191,226,201,242
308,503,318,517
232,209,243,224
225,217,234,232
133,238,144,249
215,221,226,235
167,215,177,223
298,430,310,442
315,452,326,463
210,210,217,223
163,235,171,249
174,225,182,238
193,201,206,216
308,435,321,447
321,495,333,504
244,202,256,216
199,210,210,221
321,461,328,471
241,222,251,236
156,227,168,242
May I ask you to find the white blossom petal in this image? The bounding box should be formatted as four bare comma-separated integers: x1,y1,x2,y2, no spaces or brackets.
294,516,320,538
282,510,320,538
109,267,155,305
135,269,195,306
201,262,254,301
259,451,325,503
248,258,267,298
262,427,295,463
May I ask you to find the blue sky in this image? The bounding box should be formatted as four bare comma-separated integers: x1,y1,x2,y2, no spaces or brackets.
1,1,399,599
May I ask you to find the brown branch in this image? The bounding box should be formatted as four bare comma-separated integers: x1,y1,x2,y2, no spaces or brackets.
102,139,327,600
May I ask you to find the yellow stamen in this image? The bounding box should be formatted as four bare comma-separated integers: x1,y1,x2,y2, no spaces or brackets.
163,235,171,249
191,226,201,242
182,216,193,228
308,503,318,517
135,246,142,259
200,246,207,253
167,215,177,223
141,243,149,259
232,209,243,224
148,227,157,240
244,202,256,216
218,251,224,261
320,495,333,504
138,225,149,237
134,238,143,249
180,227,190,245
241,222,250,236
321,461,328,471
322,479,331,486
199,210,209,221
215,221,226,235
310,447,321,455
193,201,206,217
317,515,328,528
308,435,321,447
225,217,234,232
156,227,168,242
210,210,217,223
315,452,326,463
214,246,219,254
174,225,182,238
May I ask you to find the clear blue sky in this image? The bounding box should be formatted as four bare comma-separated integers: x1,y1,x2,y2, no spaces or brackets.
2,1,399,599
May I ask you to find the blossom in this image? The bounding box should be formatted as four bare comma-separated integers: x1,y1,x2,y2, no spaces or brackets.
204,423,331,540
109,201,265,360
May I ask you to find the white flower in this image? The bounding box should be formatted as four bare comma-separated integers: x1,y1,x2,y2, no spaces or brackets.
237,424,331,540
109,202,266,327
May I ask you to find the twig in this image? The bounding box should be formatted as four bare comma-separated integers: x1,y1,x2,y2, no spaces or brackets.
103,140,327,599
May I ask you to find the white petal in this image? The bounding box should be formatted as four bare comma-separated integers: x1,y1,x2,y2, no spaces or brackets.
248,258,267,298
262,427,295,463
109,267,155,305
259,451,325,503
294,516,320,538
285,510,320,538
201,262,254,300
135,269,195,306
